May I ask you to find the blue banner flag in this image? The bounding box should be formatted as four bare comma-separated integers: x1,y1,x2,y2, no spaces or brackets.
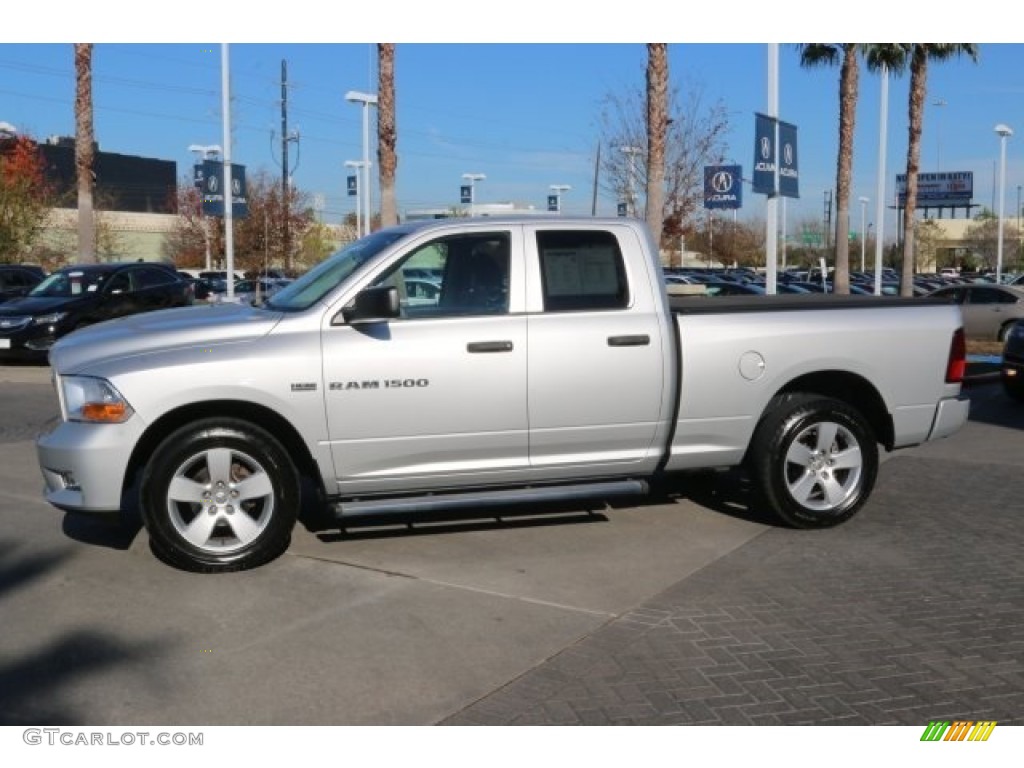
752,112,776,195
199,160,248,218
347,175,358,196
703,165,743,210
779,120,799,199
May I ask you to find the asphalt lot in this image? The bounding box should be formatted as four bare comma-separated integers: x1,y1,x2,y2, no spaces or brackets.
0,363,1021,726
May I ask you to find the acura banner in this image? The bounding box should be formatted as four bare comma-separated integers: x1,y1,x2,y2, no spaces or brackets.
752,113,799,199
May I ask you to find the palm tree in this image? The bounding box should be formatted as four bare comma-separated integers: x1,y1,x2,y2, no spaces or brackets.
898,44,978,296
797,44,859,294
74,43,95,264
645,44,668,253
377,44,398,228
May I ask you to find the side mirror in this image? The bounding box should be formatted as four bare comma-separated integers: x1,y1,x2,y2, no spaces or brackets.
340,285,400,324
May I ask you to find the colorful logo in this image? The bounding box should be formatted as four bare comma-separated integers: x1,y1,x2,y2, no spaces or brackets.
920,721,997,742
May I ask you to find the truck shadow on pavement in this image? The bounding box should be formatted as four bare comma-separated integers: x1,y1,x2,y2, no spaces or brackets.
0,540,165,725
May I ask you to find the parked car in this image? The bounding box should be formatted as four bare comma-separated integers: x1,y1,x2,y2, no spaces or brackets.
214,278,293,305
1000,319,1024,402
926,283,1024,341
0,264,46,303
0,261,192,360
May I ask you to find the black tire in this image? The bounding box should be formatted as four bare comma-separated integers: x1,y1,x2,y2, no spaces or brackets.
747,393,878,529
140,418,299,572
998,322,1015,343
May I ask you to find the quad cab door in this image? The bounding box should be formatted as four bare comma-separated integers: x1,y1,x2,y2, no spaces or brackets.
524,225,672,475
322,227,529,495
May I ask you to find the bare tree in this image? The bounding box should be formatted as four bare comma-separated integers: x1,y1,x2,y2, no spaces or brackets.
377,44,398,227
74,43,95,264
645,44,668,250
599,81,729,252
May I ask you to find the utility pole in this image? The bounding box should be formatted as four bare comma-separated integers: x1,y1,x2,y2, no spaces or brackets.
279,61,302,273
591,142,601,217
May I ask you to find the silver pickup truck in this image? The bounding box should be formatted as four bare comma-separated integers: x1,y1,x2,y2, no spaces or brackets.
36,217,970,572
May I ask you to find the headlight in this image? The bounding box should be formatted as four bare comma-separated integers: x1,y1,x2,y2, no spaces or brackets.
33,311,67,325
59,375,134,423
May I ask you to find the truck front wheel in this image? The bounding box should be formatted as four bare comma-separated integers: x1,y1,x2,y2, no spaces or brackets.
140,418,300,572
748,394,878,529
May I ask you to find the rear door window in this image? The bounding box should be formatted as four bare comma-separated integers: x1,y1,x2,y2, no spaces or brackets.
536,230,628,312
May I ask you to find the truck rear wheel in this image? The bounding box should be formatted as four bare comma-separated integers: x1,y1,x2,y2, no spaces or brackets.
140,418,299,572
748,393,878,528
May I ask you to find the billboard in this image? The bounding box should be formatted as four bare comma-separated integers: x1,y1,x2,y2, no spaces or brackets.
896,171,973,207
703,165,742,210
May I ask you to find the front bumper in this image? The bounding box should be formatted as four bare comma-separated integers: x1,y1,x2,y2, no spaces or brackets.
36,416,146,512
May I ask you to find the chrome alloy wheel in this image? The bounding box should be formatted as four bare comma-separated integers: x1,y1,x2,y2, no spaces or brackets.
783,420,863,512
166,447,275,553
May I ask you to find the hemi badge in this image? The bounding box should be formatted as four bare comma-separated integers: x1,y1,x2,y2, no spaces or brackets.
291,383,317,392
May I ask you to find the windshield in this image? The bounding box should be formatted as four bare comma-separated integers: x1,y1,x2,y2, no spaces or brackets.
29,270,106,298
265,229,408,311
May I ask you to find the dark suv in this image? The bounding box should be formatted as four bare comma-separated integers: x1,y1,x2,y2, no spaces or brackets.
1001,319,1024,402
0,262,193,360
0,264,46,303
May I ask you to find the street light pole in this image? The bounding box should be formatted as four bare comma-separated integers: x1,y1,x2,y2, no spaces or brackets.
995,123,1013,283
619,146,641,217
933,98,947,171
344,160,365,238
550,184,571,214
859,196,869,273
345,90,377,236
462,173,485,217
873,65,890,296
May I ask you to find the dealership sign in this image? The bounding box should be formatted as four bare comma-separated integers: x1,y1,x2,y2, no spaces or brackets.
703,165,743,210
896,171,973,207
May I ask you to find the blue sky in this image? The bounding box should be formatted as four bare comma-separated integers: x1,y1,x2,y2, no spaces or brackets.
2,3,1021,243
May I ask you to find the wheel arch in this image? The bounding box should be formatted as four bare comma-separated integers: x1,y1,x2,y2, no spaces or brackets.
124,400,325,498
768,370,893,450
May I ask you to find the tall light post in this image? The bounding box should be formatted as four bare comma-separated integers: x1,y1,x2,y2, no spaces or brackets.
873,64,890,296
462,173,485,217
345,160,365,238
933,98,947,171
550,184,571,214
619,146,642,217
995,123,1013,283
859,196,869,273
188,144,222,271
345,90,377,236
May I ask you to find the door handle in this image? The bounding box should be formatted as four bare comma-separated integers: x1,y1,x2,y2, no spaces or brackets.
607,334,650,347
467,340,514,353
